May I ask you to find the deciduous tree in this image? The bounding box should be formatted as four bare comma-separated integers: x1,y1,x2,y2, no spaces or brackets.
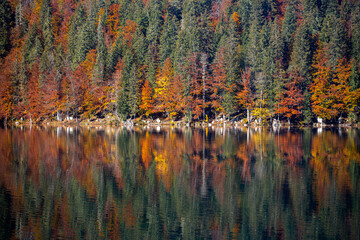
237,68,254,123
139,80,154,117
275,71,304,123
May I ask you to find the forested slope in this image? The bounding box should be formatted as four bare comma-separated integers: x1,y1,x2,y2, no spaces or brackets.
1,0,360,124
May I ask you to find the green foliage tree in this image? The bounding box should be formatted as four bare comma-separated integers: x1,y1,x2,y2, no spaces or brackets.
0,0,13,57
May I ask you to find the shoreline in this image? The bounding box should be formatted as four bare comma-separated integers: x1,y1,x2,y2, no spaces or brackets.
5,118,359,129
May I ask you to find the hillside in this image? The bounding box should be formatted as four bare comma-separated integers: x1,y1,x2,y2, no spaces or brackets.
1,0,360,124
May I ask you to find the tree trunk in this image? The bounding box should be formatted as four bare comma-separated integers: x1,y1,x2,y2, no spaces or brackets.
247,108,250,123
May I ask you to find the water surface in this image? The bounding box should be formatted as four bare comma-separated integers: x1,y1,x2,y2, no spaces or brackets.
0,126,359,239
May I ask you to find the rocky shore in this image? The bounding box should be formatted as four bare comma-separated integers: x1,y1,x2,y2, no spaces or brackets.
7,116,359,129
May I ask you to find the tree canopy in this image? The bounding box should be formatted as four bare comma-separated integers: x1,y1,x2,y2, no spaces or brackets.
0,0,359,124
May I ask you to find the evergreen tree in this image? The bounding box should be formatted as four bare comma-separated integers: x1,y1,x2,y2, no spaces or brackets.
94,12,108,83
39,0,55,79
246,22,261,71
23,24,43,65
146,0,164,47
160,15,178,63
320,5,348,67
68,4,96,69
133,27,148,66
281,1,297,69
0,0,13,57
350,3,360,90
118,47,139,118
289,20,315,84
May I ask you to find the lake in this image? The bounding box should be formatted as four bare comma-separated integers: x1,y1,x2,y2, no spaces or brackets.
0,126,359,239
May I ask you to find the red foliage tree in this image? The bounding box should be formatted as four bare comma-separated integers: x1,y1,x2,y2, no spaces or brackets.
0,59,13,123
275,71,304,123
209,48,227,118
26,61,44,122
237,68,254,123
42,69,61,119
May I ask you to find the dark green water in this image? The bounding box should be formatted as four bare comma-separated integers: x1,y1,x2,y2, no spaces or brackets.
0,126,359,239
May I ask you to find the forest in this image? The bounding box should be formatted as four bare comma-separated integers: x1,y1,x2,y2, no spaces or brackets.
0,0,360,124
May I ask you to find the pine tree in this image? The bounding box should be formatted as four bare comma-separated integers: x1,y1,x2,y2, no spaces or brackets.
160,15,178,63
39,0,55,80
320,7,348,68
68,3,87,68
246,22,261,70
281,1,297,69
146,0,163,47
350,3,360,90
0,0,13,57
23,24,43,65
289,20,315,84
94,12,108,83
118,47,139,119
133,27,148,66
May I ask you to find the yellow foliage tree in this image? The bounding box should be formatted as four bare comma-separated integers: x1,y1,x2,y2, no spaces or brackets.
154,58,173,115
139,80,154,117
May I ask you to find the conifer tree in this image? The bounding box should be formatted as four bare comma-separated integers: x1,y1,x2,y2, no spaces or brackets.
0,0,13,57
160,15,178,63
289,20,314,84
281,1,297,69
94,12,108,83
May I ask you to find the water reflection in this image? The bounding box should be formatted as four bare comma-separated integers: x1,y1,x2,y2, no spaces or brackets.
0,126,359,239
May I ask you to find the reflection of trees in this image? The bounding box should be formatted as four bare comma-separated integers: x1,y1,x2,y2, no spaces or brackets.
0,127,359,239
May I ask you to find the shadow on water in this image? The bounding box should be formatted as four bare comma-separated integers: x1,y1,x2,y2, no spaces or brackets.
0,126,359,239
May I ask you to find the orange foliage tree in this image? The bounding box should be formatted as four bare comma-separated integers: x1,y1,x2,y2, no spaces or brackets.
167,74,186,119
310,45,334,121
106,3,120,41
310,45,332,120
122,20,137,46
139,80,154,117
42,69,61,119
331,58,352,117
209,48,227,118
311,44,352,121
0,58,13,123
275,71,304,123
77,50,105,118
26,61,44,122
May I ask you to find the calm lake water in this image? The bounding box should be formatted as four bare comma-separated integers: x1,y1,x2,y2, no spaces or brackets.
0,126,359,239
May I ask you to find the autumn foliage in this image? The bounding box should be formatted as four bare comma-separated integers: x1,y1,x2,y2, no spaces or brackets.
0,0,359,125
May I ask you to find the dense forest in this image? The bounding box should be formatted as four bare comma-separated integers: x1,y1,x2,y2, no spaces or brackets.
0,0,360,124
